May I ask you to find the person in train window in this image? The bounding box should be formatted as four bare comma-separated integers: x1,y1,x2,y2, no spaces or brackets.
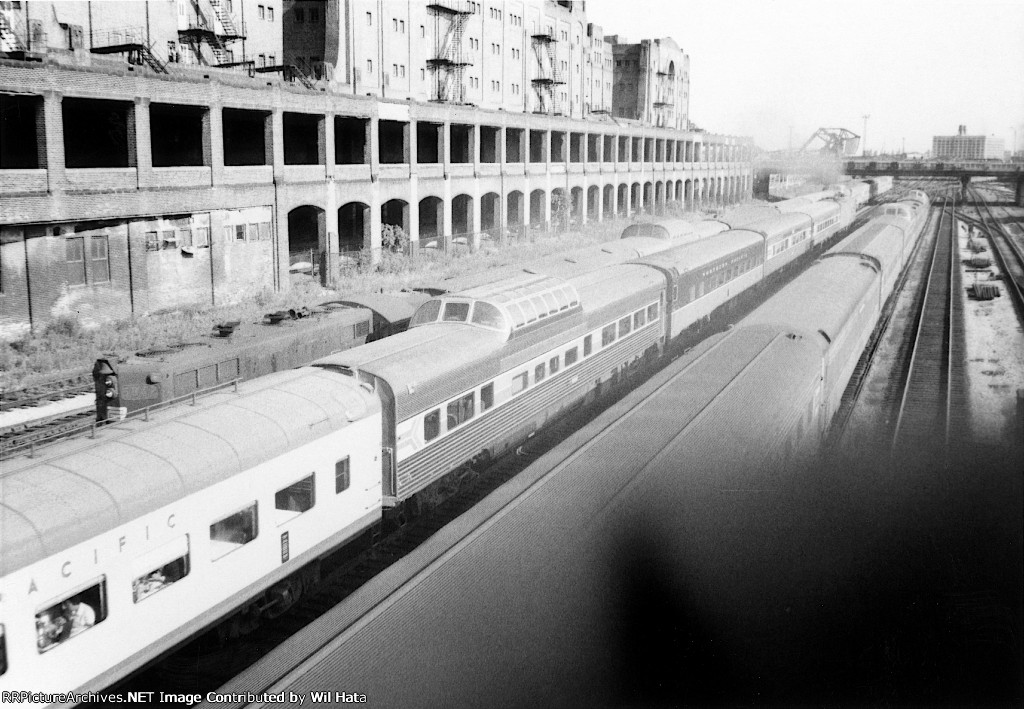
36,611,65,650
62,598,96,637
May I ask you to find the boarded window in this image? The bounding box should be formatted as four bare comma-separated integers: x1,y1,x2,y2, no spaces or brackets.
424,409,441,441
335,457,350,492
247,223,260,241
209,503,258,559
66,237,86,286
258,221,272,241
90,236,110,283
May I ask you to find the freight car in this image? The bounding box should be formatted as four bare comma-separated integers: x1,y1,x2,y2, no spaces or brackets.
0,194,928,706
94,293,426,421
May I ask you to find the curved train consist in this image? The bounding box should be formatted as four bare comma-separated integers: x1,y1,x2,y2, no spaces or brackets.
0,180,918,702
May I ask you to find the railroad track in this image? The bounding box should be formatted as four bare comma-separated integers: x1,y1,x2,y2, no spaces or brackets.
0,370,92,413
966,186,1024,320
891,195,966,451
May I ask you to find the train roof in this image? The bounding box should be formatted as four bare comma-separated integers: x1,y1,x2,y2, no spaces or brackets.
638,229,763,274
313,324,507,420
570,263,666,314
0,368,379,576
522,239,664,279
327,292,430,324
718,205,780,228
777,199,841,221
741,257,881,345
216,325,826,706
621,219,697,241
740,210,814,237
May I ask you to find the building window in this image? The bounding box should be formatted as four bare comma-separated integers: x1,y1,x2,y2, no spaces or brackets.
420,68,425,80
400,64,406,77
420,24,425,37
366,11,372,25
393,18,397,31
209,503,258,559
267,6,273,21
258,53,266,67
132,537,190,603
90,236,110,283
66,237,86,286
335,457,351,492
35,580,107,653
400,19,405,32
268,54,275,65
258,5,264,19
309,8,318,22
294,7,304,22
392,63,398,76
367,59,373,73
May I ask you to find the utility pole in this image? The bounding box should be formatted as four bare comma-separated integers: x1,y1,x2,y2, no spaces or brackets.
861,114,870,156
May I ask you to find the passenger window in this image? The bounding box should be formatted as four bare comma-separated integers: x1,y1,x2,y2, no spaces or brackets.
447,393,475,429
565,347,578,366
634,310,646,328
583,335,593,356
442,301,471,322
471,302,506,329
601,324,616,346
535,363,546,383
529,295,548,317
618,316,631,336
409,299,442,327
36,579,107,653
541,292,559,313
335,457,351,492
552,289,570,310
209,503,258,559
549,355,560,374
511,371,529,394
519,299,539,322
647,303,659,320
481,383,494,411
275,473,316,521
132,537,190,603
424,409,441,442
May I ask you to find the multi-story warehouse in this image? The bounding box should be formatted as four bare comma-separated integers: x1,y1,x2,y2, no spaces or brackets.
609,35,689,129
932,125,1005,160
0,0,751,337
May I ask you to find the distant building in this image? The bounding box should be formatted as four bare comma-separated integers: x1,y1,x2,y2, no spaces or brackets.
932,125,1005,160
609,36,689,129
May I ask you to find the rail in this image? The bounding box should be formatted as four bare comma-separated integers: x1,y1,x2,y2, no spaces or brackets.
892,195,958,450
968,187,1024,321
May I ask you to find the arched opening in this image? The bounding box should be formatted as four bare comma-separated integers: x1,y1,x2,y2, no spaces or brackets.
380,199,410,249
338,202,369,253
530,189,546,228
481,192,501,235
618,184,629,216
453,194,473,238
684,179,693,210
643,182,654,214
552,188,568,229
675,180,683,204
603,184,615,218
287,204,326,258
570,186,584,224
654,181,665,215
586,185,600,221
418,196,444,247
507,191,525,231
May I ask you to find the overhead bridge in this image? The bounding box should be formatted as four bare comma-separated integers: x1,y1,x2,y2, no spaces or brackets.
845,159,1024,205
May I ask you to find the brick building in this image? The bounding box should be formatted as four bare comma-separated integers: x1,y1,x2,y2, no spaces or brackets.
0,0,751,337
610,36,689,129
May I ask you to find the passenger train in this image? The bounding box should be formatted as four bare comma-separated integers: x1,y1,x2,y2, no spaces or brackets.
0,180,914,704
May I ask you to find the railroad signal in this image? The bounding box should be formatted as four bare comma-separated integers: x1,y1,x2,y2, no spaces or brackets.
93,359,120,421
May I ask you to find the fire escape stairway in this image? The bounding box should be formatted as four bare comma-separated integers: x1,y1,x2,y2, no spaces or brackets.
136,42,168,73
0,9,26,54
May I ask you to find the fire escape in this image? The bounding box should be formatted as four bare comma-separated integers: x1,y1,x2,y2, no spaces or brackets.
652,68,673,127
0,2,44,60
90,27,167,73
531,32,563,115
178,0,245,67
426,1,471,103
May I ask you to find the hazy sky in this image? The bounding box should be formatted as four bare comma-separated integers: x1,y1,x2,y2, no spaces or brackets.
587,0,1024,154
